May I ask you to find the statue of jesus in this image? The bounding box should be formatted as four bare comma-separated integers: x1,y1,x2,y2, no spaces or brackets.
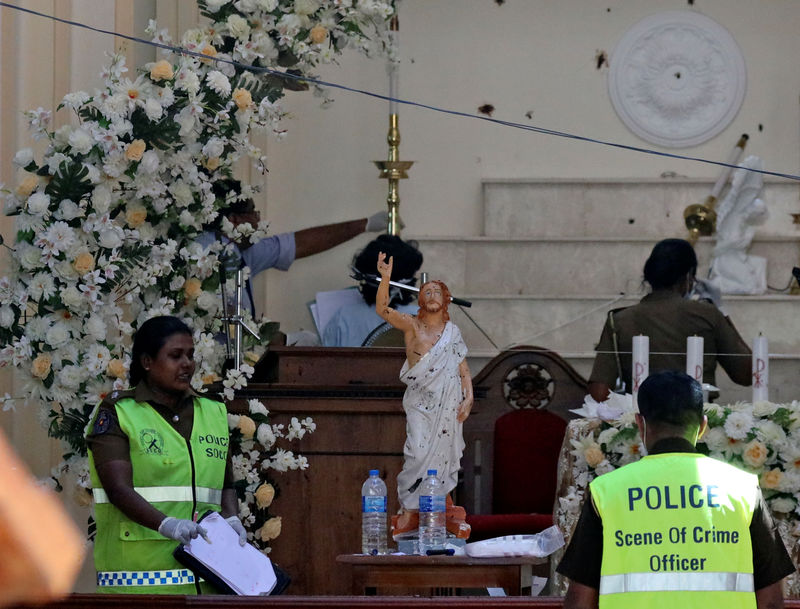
376,252,473,537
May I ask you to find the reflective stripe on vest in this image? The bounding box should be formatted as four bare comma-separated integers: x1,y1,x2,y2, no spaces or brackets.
97,569,200,587
600,571,754,595
92,486,222,505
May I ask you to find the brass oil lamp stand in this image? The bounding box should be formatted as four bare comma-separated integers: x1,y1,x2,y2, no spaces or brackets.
373,14,413,236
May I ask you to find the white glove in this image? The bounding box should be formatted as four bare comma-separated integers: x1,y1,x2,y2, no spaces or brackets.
158,516,208,545
365,211,404,232
226,515,248,546
692,278,726,315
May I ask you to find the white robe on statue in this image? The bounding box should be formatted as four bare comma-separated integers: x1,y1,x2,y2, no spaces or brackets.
397,321,468,510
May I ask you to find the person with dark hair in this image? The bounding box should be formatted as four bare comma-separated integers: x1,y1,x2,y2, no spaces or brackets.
588,238,752,402
196,178,391,312
321,234,423,346
558,371,794,609
86,316,244,594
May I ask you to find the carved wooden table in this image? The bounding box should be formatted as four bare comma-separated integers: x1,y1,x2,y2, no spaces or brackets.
337,554,548,596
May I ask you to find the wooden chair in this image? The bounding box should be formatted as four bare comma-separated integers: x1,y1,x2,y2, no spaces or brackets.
458,346,587,541
361,321,405,347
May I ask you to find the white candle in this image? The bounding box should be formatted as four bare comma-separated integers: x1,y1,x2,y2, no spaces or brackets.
752,334,769,403
686,336,704,383
632,335,649,412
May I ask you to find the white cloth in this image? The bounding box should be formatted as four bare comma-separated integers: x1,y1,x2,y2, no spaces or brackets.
397,321,468,510
322,300,418,347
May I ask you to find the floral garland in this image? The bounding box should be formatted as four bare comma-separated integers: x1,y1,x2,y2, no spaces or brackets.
555,401,800,595
0,0,394,550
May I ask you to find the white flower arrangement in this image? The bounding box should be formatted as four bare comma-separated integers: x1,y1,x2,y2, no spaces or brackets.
556,401,800,596
0,0,394,551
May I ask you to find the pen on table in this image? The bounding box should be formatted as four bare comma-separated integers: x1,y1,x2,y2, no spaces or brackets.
426,549,454,556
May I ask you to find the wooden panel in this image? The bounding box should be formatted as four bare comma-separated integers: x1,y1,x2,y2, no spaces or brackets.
12,595,800,609
255,346,406,385
237,356,408,595
270,455,404,596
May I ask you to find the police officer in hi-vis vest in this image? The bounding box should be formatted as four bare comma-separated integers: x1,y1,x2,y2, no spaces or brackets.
86,316,246,594
558,370,794,609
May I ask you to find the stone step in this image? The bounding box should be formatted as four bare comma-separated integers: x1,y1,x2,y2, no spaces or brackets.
465,351,800,406
446,294,800,355
411,235,800,296
483,178,800,238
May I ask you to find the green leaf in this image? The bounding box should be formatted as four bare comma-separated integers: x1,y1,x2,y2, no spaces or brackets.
129,108,181,151
105,244,152,292
44,160,93,204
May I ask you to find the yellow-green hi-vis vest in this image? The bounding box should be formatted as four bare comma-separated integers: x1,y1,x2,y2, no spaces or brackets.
591,452,758,609
87,396,229,594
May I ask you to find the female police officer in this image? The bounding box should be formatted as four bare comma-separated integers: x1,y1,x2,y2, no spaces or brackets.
86,316,245,594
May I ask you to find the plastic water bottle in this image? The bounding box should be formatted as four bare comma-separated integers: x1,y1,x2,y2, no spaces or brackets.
361,469,388,555
418,469,446,554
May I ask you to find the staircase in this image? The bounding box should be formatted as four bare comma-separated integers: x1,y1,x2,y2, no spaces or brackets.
410,178,800,404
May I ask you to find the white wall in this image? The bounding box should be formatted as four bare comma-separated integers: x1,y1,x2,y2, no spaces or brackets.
261,0,800,333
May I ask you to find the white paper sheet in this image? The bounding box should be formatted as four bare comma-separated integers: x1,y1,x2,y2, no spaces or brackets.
182,512,276,595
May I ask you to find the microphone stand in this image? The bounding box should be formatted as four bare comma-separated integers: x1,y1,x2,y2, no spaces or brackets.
350,269,499,349
219,260,260,371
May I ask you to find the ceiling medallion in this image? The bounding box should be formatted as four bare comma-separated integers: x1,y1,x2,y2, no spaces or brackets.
608,11,746,148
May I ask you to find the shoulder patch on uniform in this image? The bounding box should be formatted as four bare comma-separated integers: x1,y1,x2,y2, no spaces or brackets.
92,409,113,435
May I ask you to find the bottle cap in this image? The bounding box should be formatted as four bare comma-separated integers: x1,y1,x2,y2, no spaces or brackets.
369,469,379,476
427,469,437,476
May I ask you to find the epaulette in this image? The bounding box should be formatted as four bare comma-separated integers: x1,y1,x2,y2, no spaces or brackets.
98,388,137,409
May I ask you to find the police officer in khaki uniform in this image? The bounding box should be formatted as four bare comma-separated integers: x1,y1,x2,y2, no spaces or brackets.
558,371,794,609
589,239,751,402
86,316,244,594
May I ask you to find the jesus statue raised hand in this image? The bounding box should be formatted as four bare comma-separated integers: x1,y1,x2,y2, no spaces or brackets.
376,251,473,539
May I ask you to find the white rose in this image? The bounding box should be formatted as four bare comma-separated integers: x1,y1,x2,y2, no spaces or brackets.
27,192,51,216
54,260,79,281
61,286,85,311
256,0,278,9
13,148,34,168
202,137,225,159
170,181,194,208
0,306,15,328
144,98,164,121
98,226,124,249
16,243,43,270
179,209,199,229
92,186,112,214
56,199,82,221
58,365,84,390
45,323,70,348
53,125,72,148
137,222,156,243
68,128,95,155
227,15,251,39
139,150,160,174
85,315,107,341
294,0,320,15
196,291,219,313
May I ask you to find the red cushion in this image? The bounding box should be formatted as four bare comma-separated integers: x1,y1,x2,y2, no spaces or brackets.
465,513,554,542
492,409,567,514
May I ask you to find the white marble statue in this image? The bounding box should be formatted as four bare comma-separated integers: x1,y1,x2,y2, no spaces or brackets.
708,155,769,294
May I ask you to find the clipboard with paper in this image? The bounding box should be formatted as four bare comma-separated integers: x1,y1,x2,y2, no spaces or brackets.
173,511,278,595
